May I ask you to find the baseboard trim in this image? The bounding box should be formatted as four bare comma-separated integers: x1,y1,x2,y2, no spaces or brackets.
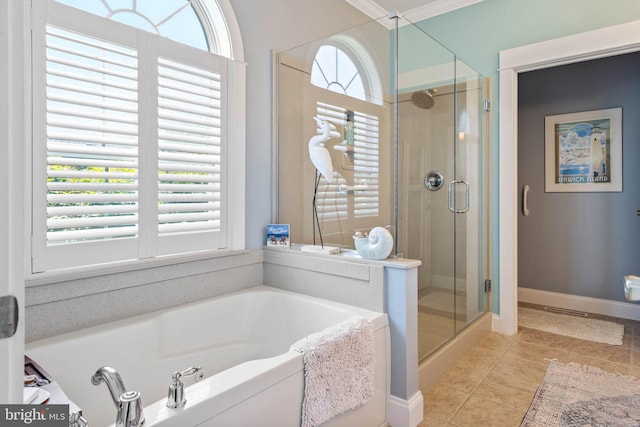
388,391,424,427
518,287,640,321
491,313,501,332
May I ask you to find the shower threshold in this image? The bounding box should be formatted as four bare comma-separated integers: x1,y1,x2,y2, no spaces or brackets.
418,312,492,392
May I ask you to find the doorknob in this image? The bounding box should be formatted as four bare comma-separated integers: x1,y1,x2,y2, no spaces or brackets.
0,295,18,339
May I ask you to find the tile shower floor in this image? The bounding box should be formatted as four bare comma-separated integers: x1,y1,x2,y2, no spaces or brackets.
418,304,640,427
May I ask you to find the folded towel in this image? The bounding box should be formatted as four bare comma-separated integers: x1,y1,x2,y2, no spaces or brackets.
289,316,374,427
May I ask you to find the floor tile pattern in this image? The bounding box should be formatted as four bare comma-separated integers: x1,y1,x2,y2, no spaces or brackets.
418,304,640,427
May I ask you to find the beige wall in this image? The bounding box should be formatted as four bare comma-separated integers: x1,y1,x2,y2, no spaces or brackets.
228,0,373,249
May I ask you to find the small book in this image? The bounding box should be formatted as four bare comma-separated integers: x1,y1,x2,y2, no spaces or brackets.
266,224,290,247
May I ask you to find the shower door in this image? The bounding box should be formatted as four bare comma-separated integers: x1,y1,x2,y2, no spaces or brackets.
396,24,489,361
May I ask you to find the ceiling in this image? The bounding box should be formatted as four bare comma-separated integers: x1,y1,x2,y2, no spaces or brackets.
345,0,483,26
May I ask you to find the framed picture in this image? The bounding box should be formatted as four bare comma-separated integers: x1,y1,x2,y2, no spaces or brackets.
545,108,622,192
266,224,290,247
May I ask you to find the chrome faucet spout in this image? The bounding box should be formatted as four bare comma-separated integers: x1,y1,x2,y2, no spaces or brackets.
91,366,145,427
117,391,145,427
91,366,127,407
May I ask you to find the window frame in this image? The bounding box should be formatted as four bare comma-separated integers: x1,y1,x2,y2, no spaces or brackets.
29,0,245,276
310,37,383,105
308,41,386,238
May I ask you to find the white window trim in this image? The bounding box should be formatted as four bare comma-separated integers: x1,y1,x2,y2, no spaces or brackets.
304,39,387,243
201,0,244,62
27,0,245,277
310,35,383,104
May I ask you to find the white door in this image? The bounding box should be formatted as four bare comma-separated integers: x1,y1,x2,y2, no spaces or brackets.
0,0,27,404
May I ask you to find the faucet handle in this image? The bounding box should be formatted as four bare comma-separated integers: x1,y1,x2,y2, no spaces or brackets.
69,412,89,427
172,366,204,383
167,366,203,409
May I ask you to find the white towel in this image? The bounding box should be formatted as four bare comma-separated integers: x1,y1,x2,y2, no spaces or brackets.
289,316,374,427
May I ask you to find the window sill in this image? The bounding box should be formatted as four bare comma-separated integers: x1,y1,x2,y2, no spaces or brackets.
26,249,251,288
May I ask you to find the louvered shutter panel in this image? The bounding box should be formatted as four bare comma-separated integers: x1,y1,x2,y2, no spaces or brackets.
353,111,380,218
315,103,348,222
45,26,139,244
154,38,226,255
315,102,379,221
157,57,223,243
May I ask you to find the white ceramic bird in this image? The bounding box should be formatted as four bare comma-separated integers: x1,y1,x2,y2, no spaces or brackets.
308,116,335,182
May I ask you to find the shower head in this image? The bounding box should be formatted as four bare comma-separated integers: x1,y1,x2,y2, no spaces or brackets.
411,89,436,109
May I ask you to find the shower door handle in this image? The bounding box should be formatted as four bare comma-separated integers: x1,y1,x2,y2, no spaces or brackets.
448,179,469,214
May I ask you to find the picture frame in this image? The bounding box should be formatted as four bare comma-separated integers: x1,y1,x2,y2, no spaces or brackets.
266,224,290,247
544,108,622,192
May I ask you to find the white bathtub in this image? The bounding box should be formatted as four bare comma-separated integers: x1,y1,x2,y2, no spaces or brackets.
26,286,390,427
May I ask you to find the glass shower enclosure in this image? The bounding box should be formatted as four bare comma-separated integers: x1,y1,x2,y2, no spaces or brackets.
396,23,490,360
274,15,490,361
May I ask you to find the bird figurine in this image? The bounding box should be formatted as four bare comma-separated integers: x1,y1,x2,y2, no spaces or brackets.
308,116,337,183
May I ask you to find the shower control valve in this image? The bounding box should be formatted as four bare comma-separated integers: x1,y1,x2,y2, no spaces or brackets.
424,171,444,191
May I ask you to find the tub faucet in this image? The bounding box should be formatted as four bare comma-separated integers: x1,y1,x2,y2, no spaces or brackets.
91,366,145,427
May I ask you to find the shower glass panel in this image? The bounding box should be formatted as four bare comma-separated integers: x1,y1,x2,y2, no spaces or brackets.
396,22,490,360
275,17,393,247
274,16,489,363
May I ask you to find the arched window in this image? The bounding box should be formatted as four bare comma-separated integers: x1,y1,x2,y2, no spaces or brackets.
311,45,366,100
55,0,235,57
31,0,245,272
309,40,383,227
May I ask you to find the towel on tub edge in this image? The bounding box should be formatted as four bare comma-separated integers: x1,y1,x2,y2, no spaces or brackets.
289,316,374,427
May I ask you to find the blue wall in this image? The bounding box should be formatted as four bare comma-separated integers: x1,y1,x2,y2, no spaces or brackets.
414,0,640,313
518,52,640,302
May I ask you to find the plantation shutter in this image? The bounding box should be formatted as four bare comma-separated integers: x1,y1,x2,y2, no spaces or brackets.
352,111,380,218
32,2,228,272
314,103,347,221
45,26,139,244
315,102,379,222
155,42,226,255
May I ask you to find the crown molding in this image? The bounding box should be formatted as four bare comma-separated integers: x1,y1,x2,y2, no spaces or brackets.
345,0,388,20
346,0,483,27
403,0,483,23
345,0,395,29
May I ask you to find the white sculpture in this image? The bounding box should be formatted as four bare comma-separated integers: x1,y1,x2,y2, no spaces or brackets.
308,116,336,182
353,227,394,260
301,116,340,254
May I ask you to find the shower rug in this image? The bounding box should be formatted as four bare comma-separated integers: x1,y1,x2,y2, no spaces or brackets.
518,307,624,345
521,360,640,426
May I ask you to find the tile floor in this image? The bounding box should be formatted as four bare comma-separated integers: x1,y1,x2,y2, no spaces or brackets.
418,304,640,427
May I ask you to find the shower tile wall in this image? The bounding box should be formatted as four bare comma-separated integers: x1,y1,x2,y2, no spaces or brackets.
399,79,488,360
399,89,458,357
399,90,456,293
